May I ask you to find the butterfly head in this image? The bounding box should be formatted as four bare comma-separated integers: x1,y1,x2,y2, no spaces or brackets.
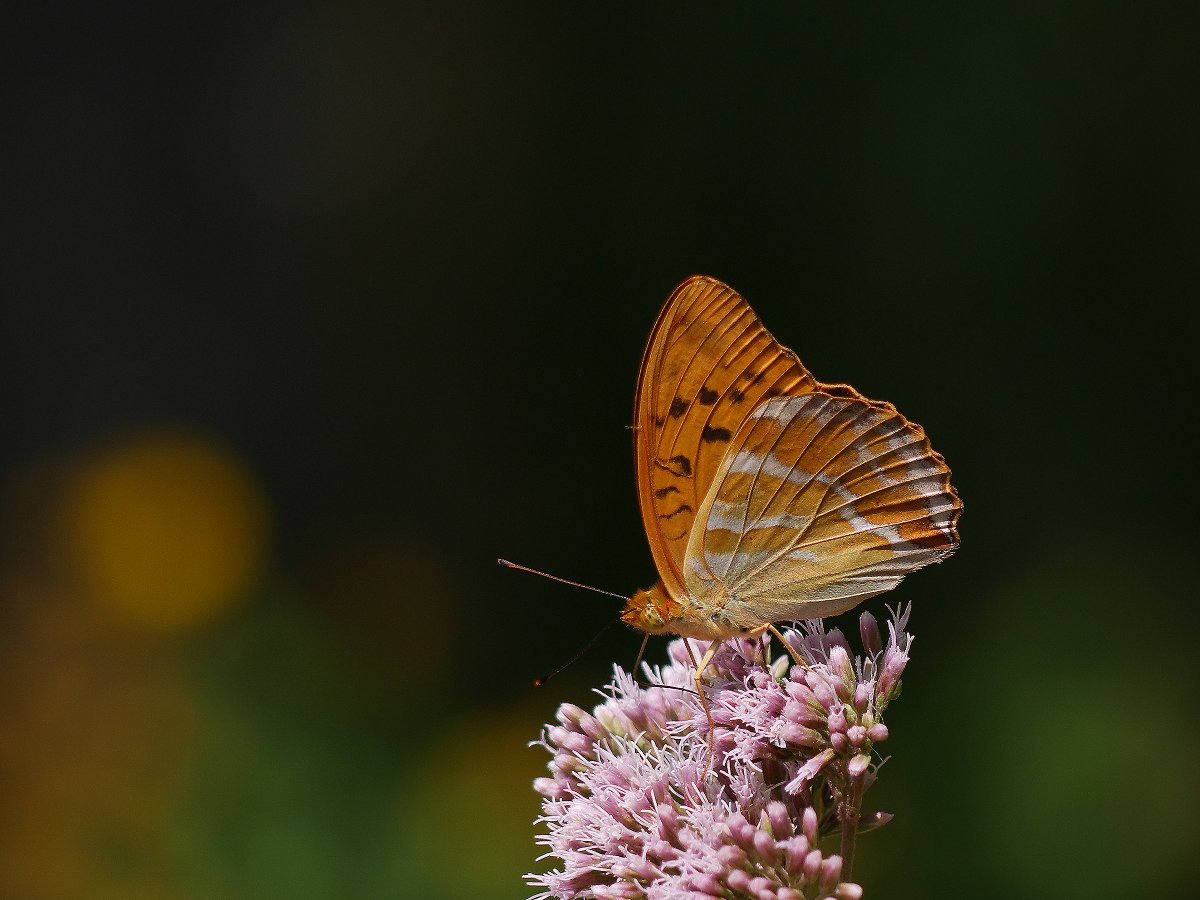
620,582,675,634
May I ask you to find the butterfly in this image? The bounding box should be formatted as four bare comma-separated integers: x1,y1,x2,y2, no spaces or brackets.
619,276,961,730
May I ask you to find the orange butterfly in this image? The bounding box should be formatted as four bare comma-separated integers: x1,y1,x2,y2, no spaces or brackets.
620,276,961,717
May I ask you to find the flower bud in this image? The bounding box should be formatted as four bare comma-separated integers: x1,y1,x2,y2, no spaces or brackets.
819,854,844,892
780,723,824,747
853,682,872,713
801,807,819,842
784,835,810,875
827,705,848,734
747,875,776,899
547,725,570,746
717,844,748,868
833,679,853,705
766,801,791,838
595,707,625,737
826,628,851,657
726,868,752,893
686,873,725,896
555,703,587,728
829,644,854,683
847,725,868,747
726,812,756,850
876,647,908,702
577,712,607,741
785,680,817,704
533,777,566,799
549,727,592,754
810,678,836,710
783,699,824,727
859,611,883,658
752,828,779,864
868,722,889,743
802,848,823,880
848,753,871,777
552,752,581,775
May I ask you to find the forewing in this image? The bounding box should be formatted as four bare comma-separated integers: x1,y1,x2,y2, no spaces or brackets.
685,393,961,620
635,276,816,597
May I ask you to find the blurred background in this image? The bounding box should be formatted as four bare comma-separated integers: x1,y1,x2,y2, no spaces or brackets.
3,3,1197,898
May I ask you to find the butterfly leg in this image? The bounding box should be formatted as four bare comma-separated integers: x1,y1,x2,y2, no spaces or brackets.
766,623,808,670
685,639,722,779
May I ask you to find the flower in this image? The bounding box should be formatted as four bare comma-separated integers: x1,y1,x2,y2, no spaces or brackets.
528,605,914,899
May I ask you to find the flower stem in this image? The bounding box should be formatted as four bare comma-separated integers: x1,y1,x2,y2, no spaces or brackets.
839,774,865,880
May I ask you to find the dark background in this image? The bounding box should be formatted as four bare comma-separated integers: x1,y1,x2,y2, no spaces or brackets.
3,3,1197,898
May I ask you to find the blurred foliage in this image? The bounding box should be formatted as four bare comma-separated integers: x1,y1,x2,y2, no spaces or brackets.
3,2,1197,898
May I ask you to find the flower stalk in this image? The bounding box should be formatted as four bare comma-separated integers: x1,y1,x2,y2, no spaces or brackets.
838,773,865,881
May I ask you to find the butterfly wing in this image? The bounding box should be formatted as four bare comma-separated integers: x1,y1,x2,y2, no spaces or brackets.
635,276,817,599
684,393,961,621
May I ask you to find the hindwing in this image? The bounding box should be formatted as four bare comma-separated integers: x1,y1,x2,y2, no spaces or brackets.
685,393,961,620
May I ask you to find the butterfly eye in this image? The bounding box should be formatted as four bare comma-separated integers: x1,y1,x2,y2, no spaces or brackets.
621,587,672,633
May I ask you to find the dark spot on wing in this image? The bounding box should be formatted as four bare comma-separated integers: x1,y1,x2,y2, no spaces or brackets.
697,387,718,405
654,485,680,499
669,398,687,418
660,503,693,520
764,387,783,399
653,416,665,427
701,426,732,443
747,372,765,385
730,389,746,403
653,455,693,477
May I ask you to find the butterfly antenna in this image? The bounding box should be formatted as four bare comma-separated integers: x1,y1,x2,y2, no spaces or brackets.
533,620,615,687
497,559,630,602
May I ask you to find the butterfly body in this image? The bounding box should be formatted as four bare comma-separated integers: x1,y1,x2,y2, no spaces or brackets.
625,277,960,642
621,581,744,641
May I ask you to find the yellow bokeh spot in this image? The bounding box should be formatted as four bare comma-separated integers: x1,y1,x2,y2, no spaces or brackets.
61,432,270,631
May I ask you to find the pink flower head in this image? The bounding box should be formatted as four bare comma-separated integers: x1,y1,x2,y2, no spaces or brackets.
529,605,916,898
